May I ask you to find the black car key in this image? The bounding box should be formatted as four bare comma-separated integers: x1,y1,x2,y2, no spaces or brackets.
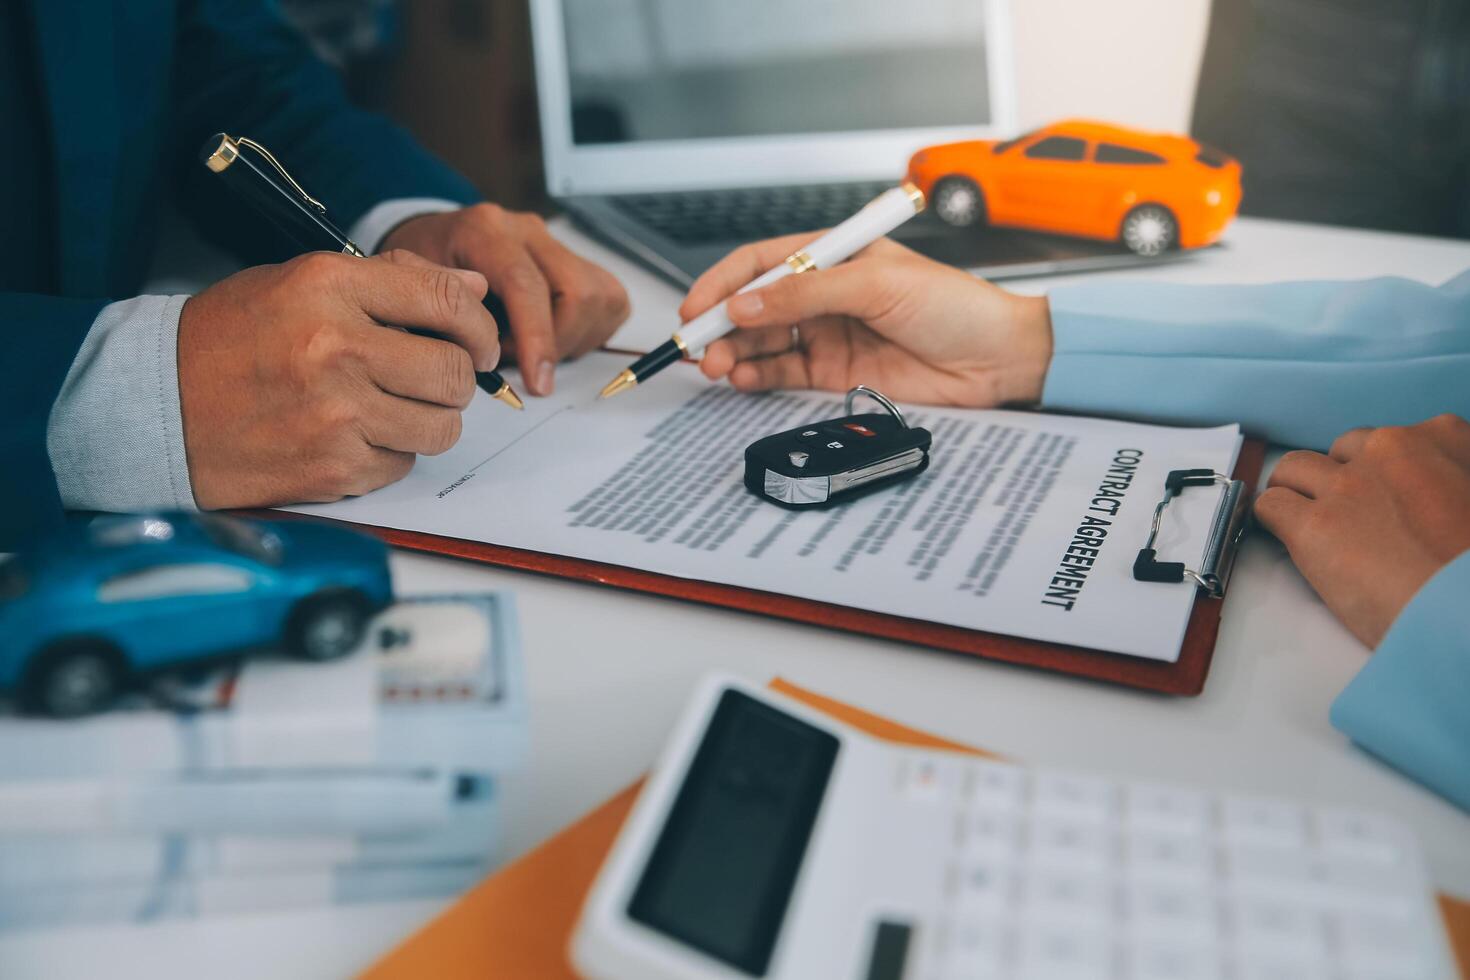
744,387,932,508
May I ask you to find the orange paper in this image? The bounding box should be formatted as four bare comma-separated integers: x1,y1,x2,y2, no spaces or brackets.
362,679,1469,979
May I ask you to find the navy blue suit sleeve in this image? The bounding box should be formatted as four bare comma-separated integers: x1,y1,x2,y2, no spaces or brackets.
169,0,482,263
0,294,107,549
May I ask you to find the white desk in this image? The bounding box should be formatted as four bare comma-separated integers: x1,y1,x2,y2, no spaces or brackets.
4,218,1468,980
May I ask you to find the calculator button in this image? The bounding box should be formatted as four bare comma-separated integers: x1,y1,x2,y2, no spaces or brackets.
1020,869,1111,928
1014,925,1110,980
953,861,1017,918
1233,958,1329,980
944,919,1008,979
1128,942,1224,980
1126,830,1215,882
1228,896,1327,960
1032,771,1116,825
1126,881,1220,944
1028,818,1113,873
1332,911,1438,978
1311,808,1409,866
893,758,940,805
1221,797,1307,848
1222,842,1312,889
961,811,1023,861
961,760,1026,813
897,756,961,804
1125,783,1212,837
1338,963,1436,980
1315,857,1416,916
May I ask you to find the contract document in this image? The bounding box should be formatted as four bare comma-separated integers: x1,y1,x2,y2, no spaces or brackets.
285,352,1242,663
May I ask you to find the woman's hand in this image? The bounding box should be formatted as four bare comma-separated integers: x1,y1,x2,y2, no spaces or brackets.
1255,414,1470,648
683,234,1053,408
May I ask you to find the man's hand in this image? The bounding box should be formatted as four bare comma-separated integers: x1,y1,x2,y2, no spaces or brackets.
380,205,629,396
684,234,1053,407
178,250,499,510
1255,414,1470,647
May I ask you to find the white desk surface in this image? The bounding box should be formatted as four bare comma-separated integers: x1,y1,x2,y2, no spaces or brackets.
4,217,1468,980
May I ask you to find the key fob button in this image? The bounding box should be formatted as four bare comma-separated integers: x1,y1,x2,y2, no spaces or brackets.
797,429,828,446
788,451,809,468
826,440,844,450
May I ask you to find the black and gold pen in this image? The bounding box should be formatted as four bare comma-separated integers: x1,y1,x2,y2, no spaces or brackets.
200,133,523,410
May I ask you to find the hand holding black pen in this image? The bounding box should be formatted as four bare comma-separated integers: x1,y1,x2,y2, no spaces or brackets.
200,133,523,410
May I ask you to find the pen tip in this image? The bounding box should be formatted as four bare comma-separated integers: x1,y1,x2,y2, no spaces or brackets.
494,384,525,411
599,370,638,400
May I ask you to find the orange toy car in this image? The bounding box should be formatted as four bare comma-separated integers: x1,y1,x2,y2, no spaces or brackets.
906,120,1241,256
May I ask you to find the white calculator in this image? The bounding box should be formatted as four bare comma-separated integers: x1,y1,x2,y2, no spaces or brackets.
573,676,1456,980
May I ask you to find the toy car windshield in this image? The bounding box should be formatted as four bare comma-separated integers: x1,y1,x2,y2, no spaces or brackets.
88,515,178,547
196,515,285,565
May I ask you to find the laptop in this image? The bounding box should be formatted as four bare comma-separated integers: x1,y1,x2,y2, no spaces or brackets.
573,675,1456,980
529,0,1186,286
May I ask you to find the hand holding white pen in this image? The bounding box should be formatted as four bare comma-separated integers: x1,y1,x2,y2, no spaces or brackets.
687,230,1056,408
598,183,927,399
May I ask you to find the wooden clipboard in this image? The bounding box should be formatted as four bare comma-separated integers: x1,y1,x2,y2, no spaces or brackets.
262,438,1265,697
359,676,1470,980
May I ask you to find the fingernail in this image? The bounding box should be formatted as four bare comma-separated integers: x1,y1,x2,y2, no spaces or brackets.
728,292,763,319
536,361,555,395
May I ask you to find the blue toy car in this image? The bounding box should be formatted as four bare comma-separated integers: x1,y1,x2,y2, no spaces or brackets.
0,513,392,717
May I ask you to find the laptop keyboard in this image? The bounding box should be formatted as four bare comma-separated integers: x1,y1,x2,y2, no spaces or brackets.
891,753,1452,980
609,181,894,246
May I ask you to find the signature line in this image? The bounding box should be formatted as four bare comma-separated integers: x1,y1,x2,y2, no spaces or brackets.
460,405,576,478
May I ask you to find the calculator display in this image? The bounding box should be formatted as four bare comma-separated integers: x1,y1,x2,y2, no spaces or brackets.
628,689,840,975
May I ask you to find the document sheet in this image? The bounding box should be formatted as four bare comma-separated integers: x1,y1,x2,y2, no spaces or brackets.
285,352,1242,662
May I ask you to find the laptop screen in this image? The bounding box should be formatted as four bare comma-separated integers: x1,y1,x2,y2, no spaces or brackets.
561,1,994,146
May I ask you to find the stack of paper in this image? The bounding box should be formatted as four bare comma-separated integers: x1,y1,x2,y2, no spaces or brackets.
0,592,526,931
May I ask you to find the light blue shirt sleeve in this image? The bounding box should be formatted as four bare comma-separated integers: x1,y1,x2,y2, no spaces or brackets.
1042,270,1470,452
46,295,196,512
1042,269,1470,811
1330,552,1470,812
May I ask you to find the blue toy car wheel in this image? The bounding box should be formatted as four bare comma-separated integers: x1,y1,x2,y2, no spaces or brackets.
284,588,374,661
21,638,127,718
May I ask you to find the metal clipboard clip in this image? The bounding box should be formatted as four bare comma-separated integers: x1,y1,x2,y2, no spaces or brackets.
1132,469,1250,598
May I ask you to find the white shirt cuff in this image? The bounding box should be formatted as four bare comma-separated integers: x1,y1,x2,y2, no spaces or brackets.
349,198,464,254
46,295,196,512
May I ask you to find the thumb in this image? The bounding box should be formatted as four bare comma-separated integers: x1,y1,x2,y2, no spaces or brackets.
725,262,893,330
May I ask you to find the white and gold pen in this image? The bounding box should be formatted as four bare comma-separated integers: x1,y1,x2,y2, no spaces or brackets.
599,183,926,399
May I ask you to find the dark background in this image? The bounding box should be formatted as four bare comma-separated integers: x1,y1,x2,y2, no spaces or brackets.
284,0,1470,240
283,0,551,213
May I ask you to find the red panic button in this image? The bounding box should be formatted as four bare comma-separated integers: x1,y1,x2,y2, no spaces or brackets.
843,423,878,437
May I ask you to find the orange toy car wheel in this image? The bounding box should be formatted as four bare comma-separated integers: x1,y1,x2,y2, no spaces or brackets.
1120,204,1178,256
932,176,986,228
